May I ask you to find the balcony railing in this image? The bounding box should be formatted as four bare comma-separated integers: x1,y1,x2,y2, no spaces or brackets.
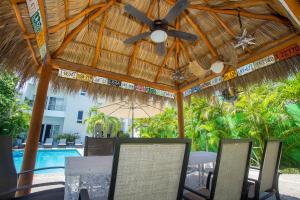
47,104,65,111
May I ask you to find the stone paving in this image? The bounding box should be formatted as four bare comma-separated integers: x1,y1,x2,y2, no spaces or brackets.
32,173,300,199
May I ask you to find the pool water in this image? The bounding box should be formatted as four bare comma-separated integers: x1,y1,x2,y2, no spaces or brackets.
13,149,81,174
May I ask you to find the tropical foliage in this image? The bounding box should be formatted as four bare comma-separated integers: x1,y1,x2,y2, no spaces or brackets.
84,107,122,137
135,74,300,168
55,133,80,143
0,71,30,138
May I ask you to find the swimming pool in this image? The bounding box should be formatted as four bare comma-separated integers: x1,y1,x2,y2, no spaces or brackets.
13,149,81,174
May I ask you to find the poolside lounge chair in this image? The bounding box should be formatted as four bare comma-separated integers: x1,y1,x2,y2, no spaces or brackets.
84,136,115,156
248,140,283,200
183,139,252,200
43,138,53,148
0,135,65,200
80,138,191,200
58,139,66,148
75,139,83,148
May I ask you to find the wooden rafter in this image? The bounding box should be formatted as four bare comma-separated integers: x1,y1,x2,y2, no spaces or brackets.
175,18,180,69
127,0,156,76
165,0,287,24
64,0,69,38
92,11,108,67
214,0,271,10
20,3,107,40
189,5,288,24
183,12,218,59
11,0,39,66
73,40,175,72
179,33,300,92
154,42,176,82
50,58,176,92
52,1,114,58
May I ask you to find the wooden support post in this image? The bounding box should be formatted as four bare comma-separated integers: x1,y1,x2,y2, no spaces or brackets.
176,91,184,138
16,64,52,196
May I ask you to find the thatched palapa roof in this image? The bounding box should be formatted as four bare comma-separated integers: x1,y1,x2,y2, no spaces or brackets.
0,0,300,102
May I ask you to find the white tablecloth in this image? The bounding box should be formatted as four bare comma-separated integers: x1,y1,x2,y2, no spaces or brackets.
64,156,113,200
64,152,217,199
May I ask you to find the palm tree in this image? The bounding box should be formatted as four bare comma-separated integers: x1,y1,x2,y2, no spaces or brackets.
84,107,122,137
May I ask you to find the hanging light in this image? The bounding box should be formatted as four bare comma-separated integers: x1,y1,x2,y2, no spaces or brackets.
150,30,168,43
210,60,224,74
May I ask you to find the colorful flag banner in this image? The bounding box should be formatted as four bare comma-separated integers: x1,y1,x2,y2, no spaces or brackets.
58,69,77,79
76,72,93,83
26,0,47,61
237,63,255,76
210,76,223,86
223,70,237,81
253,55,276,69
121,82,135,90
275,45,300,61
93,76,108,85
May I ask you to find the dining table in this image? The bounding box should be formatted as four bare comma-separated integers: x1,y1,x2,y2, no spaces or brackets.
64,151,217,200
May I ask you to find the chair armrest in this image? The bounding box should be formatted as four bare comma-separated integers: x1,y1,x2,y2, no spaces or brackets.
78,189,90,200
184,186,209,199
18,166,64,177
206,171,214,189
0,182,65,198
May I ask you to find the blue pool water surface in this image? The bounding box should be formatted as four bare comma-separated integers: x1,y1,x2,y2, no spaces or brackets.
13,149,81,174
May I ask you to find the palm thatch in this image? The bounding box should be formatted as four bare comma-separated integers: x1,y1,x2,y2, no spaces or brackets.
0,0,300,102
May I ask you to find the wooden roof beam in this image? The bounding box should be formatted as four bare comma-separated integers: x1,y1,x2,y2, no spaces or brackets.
50,3,106,34
214,0,271,10
155,42,176,82
92,11,108,67
127,0,156,76
50,58,177,93
52,1,114,58
179,33,300,92
11,0,39,66
165,0,287,24
183,12,219,59
189,5,288,24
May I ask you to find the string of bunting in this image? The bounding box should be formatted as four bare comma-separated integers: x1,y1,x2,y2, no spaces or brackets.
183,44,300,97
26,0,47,61
58,69,175,99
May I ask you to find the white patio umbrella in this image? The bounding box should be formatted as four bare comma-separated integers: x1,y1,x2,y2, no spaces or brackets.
98,100,164,137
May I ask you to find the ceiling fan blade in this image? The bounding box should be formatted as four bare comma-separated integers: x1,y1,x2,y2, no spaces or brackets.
124,32,151,44
163,0,188,24
156,42,166,56
167,30,198,41
124,4,154,28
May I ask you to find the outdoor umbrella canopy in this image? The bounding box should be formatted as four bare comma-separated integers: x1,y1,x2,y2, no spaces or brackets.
98,100,164,137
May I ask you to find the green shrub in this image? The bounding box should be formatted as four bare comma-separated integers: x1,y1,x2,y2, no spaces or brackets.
55,133,79,143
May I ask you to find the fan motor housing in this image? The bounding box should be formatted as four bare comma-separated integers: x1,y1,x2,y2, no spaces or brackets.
152,20,168,31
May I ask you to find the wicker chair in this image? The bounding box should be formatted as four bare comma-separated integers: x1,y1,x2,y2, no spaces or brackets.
183,139,253,200
248,140,283,200
0,135,65,200
80,138,191,200
83,136,115,156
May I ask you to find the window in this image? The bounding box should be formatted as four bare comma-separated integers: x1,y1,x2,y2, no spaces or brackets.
77,111,83,123
47,97,64,111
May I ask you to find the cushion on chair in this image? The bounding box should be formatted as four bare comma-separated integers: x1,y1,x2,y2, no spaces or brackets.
184,188,210,200
15,187,64,200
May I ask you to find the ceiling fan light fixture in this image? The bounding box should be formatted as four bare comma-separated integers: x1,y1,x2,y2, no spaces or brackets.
211,60,224,74
150,30,168,43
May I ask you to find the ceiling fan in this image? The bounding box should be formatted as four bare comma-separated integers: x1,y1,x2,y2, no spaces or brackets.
123,0,198,56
